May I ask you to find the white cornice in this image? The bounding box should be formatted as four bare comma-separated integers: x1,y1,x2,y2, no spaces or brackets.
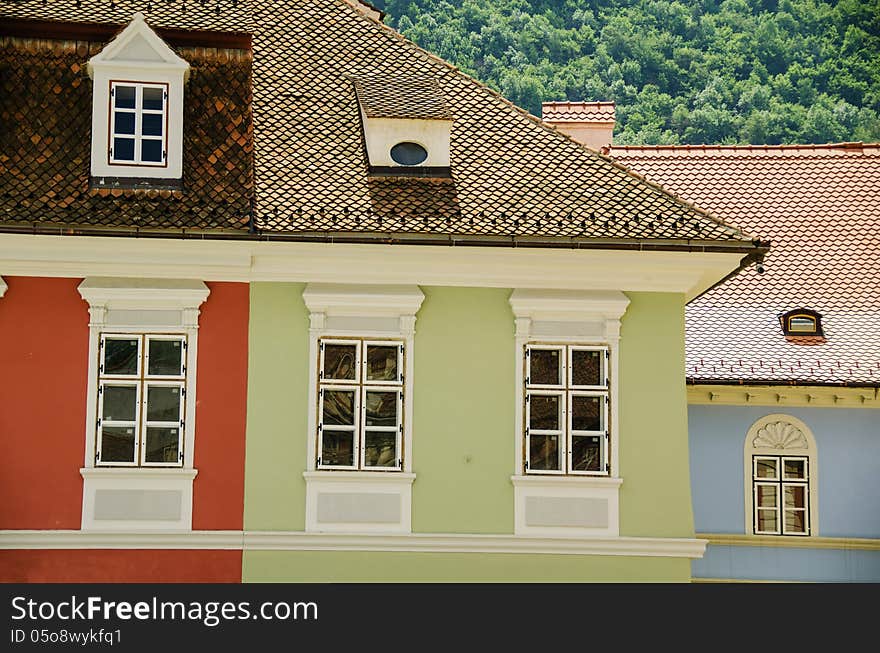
509,289,630,322
302,283,425,318
0,530,708,558
0,234,743,300
77,277,210,312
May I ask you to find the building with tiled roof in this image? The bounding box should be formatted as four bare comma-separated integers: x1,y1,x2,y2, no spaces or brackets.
1,0,778,588
612,142,880,388
542,102,880,583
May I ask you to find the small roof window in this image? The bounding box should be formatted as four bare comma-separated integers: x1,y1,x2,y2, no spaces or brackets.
780,309,823,337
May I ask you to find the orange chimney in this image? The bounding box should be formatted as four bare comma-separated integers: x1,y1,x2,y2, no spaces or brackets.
541,101,615,152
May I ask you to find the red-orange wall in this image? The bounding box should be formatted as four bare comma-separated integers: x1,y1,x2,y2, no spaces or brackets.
192,281,249,530
0,277,89,529
0,550,242,582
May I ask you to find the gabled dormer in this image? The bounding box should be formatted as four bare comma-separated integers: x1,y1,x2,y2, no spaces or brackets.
87,12,190,185
353,75,453,176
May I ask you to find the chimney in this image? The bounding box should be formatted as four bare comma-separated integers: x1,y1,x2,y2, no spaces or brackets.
541,101,615,153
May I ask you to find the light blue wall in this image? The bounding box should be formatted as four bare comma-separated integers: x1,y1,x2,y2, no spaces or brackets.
688,404,880,538
692,544,880,582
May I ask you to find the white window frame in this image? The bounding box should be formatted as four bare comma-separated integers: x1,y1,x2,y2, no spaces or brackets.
752,454,810,536
509,289,629,537
302,283,424,534
87,12,189,180
108,81,169,166
524,344,610,476
77,277,209,531
744,414,819,537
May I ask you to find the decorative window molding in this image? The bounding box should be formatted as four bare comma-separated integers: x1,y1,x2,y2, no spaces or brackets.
0,276,6,298
77,277,209,531
302,283,425,533
744,414,818,536
509,289,629,536
87,12,189,182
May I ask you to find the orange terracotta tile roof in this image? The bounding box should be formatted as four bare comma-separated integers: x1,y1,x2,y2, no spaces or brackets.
0,0,760,252
613,142,880,386
541,101,616,123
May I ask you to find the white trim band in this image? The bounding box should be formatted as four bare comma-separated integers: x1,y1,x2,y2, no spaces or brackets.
0,530,708,558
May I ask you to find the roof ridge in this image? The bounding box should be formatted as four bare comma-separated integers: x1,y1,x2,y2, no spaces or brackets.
613,142,880,156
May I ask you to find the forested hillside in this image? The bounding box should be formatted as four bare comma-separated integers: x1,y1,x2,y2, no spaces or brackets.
373,0,880,144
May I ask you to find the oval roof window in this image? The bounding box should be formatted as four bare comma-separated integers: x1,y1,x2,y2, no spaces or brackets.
390,142,428,166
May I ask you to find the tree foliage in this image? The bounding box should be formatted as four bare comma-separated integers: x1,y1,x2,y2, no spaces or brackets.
374,0,880,144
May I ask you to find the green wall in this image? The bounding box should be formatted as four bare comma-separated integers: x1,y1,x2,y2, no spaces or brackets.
244,282,309,530
617,292,694,538
411,287,514,534
242,284,694,580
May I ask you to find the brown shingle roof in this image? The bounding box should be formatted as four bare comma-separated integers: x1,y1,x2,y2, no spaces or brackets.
0,0,253,33
0,0,759,251
0,36,253,230
542,101,616,123
612,142,880,386
353,75,452,120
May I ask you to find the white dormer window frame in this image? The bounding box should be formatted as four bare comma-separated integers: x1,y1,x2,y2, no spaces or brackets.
87,12,189,181
108,81,169,166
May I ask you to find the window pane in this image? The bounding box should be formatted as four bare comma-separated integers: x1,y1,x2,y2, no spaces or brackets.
113,111,135,135
529,434,560,471
148,339,184,376
142,113,164,137
784,510,807,533
114,85,135,109
365,391,397,427
146,385,181,422
142,86,164,110
323,344,356,381
366,345,399,382
102,385,137,422
756,485,777,507
784,485,806,509
784,459,806,480
113,137,135,161
571,395,602,431
321,430,354,467
572,435,601,472
755,458,778,479
529,394,560,431
323,390,355,426
757,509,778,533
144,427,179,463
364,431,397,467
572,349,602,386
104,338,139,375
789,317,816,332
141,139,163,163
529,349,561,386
101,426,135,463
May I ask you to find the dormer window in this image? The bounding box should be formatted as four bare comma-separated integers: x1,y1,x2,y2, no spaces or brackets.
109,82,168,165
87,12,189,185
780,309,823,337
353,75,453,176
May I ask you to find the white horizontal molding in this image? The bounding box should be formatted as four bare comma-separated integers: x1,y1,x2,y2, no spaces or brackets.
0,530,708,558
0,234,742,299
302,283,425,318
509,289,630,323
700,533,880,551
78,277,210,312
689,384,880,408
